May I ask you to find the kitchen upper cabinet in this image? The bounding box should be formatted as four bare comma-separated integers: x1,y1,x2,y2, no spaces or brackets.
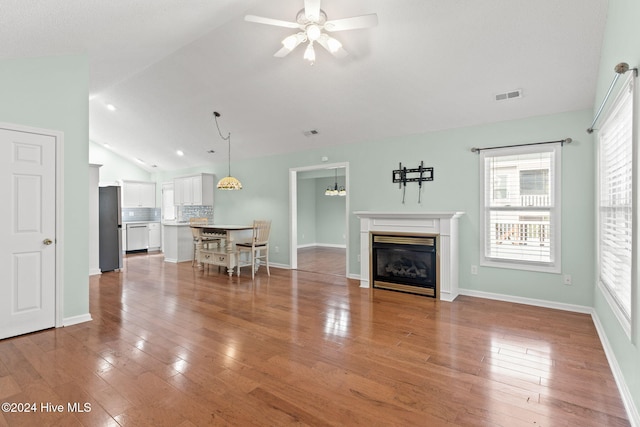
174,173,214,206
122,180,156,208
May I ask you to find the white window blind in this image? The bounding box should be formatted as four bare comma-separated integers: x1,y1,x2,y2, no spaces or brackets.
598,75,634,321
480,144,561,272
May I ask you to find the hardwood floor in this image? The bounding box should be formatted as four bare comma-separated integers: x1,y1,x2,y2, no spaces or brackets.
0,253,630,426
297,246,345,276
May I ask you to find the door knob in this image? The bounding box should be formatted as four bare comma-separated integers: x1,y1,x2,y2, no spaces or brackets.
43,238,53,245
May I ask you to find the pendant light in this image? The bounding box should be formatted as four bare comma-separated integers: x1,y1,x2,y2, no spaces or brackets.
325,168,346,196
213,111,242,190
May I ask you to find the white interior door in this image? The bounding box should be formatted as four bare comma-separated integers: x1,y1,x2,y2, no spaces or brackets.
0,127,57,340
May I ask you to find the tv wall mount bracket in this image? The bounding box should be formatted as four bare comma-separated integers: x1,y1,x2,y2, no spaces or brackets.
392,161,433,204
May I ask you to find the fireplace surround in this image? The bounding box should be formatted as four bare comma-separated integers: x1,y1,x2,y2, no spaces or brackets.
355,211,463,301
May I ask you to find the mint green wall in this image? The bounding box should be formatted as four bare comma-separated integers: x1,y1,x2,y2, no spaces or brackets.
592,0,640,417
89,141,151,184
315,177,346,246
0,55,90,319
297,178,317,246
209,109,594,310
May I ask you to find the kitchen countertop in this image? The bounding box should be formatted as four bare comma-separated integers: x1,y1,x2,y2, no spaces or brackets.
162,221,190,226
122,220,161,225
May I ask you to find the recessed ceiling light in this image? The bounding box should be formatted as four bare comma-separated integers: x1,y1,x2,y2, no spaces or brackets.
106,104,117,111
176,150,184,156
135,158,145,164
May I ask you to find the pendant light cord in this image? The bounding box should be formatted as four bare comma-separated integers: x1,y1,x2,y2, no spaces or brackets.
213,112,232,176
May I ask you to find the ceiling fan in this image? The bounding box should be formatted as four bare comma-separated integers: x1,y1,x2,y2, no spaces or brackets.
245,0,378,64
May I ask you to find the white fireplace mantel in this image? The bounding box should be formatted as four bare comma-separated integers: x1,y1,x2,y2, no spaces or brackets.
354,211,464,302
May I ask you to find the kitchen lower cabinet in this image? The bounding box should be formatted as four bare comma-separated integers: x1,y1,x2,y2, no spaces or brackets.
148,222,161,250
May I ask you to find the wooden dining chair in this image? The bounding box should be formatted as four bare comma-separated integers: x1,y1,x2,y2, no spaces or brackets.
236,220,271,279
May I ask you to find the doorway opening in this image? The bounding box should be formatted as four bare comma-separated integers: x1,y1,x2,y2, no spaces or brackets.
289,162,349,277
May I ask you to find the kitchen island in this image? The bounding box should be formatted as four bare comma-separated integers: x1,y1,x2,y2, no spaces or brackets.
191,224,253,276
162,221,193,263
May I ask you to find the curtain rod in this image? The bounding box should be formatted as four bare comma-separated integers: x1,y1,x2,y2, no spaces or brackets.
471,138,572,153
587,62,638,134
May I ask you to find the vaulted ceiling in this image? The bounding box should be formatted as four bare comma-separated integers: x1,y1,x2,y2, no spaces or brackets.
1,0,608,171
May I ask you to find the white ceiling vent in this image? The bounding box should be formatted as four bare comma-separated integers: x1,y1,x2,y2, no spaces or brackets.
495,89,523,101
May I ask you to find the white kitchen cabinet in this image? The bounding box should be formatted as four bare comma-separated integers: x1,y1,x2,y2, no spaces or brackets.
148,222,161,250
173,173,214,206
122,180,156,207
162,223,194,263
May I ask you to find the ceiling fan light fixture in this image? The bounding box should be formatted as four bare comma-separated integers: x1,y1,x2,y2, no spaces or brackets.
306,24,322,41
326,36,342,53
282,34,299,50
304,42,316,63
245,2,377,63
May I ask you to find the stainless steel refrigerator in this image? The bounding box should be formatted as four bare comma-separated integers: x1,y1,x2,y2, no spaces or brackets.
99,186,123,272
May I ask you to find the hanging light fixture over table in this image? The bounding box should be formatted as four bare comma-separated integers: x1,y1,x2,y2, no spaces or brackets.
213,111,242,190
325,168,346,196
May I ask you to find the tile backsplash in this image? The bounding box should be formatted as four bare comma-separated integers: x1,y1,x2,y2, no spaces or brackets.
122,206,213,223
122,207,161,222
178,205,214,223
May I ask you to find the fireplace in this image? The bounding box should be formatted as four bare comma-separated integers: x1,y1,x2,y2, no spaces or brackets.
371,233,438,297
355,211,463,301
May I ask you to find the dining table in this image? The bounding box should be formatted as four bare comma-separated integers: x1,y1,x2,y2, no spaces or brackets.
190,224,254,276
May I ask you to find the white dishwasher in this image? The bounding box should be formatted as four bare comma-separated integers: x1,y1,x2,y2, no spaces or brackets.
126,223,149,252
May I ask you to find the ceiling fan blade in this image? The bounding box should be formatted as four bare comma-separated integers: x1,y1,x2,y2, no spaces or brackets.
274,46,294,58
304,0,322,21
245,15,300,29
324,13,378,32
317,37,348,59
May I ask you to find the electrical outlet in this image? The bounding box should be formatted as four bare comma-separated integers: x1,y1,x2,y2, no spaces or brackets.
274,246,279,253
563,274,572,285
357,254,361,262
129,211,134,216
471,265,478,275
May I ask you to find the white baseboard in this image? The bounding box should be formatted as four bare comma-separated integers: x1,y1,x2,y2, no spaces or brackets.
267,262,289,270
63,313,92,327
458,288,592,313
164,257,192,263
89,268,101,276
591,312,640,427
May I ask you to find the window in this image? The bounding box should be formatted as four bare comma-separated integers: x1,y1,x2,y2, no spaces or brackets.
480,144,561,273
597,73,635,333
520,169,549,196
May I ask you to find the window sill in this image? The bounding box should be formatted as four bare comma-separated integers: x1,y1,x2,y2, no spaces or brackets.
480,257,561,274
